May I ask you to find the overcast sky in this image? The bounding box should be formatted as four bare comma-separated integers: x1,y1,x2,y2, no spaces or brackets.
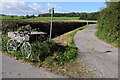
0,0,107,16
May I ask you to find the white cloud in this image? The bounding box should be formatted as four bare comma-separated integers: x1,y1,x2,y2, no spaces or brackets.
1,1,38,15
28,3,46,13
47,3,61,9
1,0,62,16
2,0,119,2
46,3,68,13
2,0,106,2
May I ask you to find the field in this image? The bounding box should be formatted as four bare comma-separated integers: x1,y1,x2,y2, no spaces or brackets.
24,17,80,20
0,15,97,22
0,15,24,19
22,17,97,22
0,15,80,20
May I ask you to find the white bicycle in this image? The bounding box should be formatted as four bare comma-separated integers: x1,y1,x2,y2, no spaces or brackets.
7,30,31,58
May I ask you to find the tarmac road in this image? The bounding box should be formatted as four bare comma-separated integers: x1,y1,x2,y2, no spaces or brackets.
2,53,65,78
74,24,118,78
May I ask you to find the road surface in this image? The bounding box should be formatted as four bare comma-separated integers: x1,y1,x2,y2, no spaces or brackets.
2,53,65,78
74,24,118,78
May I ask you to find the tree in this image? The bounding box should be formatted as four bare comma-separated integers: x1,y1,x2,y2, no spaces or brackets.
10,16,14,19
38,14,42,17
26,15,30,19
31,15,35,18
38,12,99,20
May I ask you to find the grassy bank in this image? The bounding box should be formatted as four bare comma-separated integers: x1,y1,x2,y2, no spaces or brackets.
95,31,120,48
96,2,119,48
53,24,87,46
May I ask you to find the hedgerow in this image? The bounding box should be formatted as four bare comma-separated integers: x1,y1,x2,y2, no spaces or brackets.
2,20,95,37
96,2,120,47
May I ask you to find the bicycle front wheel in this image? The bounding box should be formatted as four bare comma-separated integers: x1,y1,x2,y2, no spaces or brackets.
21,42,31,58
7,39,17,53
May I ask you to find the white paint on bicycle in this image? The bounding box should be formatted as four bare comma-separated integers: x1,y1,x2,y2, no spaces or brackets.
7,31,31,58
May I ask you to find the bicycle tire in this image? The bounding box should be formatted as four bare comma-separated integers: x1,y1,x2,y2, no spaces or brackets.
21,42,31,58
7,39,17,53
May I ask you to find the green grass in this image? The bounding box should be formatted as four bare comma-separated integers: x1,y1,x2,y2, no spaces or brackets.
95,25,120,48
95,31,120,48
65,25,88,46
0,15,24,19
23,17,97,22
0,16,79,20
0,15,97,23
23,17,80,21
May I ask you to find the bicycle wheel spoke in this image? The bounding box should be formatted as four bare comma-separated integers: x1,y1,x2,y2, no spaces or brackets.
21,42,31,58
7,39,17,53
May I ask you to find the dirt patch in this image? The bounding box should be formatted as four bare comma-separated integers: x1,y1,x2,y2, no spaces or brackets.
53,33,71,46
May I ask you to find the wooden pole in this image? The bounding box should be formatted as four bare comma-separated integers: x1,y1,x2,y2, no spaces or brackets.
49,8,54,41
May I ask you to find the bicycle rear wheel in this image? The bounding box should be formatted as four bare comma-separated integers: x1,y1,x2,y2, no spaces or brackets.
21,42,31,58
7,39,17,53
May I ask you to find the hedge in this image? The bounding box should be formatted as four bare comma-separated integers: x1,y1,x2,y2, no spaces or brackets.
2,20,96,37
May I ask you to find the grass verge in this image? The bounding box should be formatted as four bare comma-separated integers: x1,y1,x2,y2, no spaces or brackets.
53,25,87,46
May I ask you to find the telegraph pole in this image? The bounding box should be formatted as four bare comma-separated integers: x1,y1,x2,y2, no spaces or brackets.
49,8,54,41
87,21,88,25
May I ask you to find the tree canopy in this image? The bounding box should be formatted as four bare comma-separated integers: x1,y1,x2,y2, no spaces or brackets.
38,12,99,20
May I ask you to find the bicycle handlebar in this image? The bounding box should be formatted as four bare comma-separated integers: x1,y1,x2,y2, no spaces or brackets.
14,32,18,35
13,30,31,37
18,30,31,35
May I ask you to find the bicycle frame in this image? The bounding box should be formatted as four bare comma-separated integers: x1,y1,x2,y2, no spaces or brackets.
14,36,28,51
7,30,32,58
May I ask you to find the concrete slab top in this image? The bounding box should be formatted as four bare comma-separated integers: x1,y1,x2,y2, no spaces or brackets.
30,32,47,35
8,31,47,39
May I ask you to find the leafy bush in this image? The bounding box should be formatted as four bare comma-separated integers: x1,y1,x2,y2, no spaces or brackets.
1,35,10,51
31,39,77,64
18,24,32,31
79,12,99,20
58,47,77,65
2,20,18,35
96,2,120,47
31,39,58,62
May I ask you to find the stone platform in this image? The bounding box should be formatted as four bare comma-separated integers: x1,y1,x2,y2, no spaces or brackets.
8,31,47,42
